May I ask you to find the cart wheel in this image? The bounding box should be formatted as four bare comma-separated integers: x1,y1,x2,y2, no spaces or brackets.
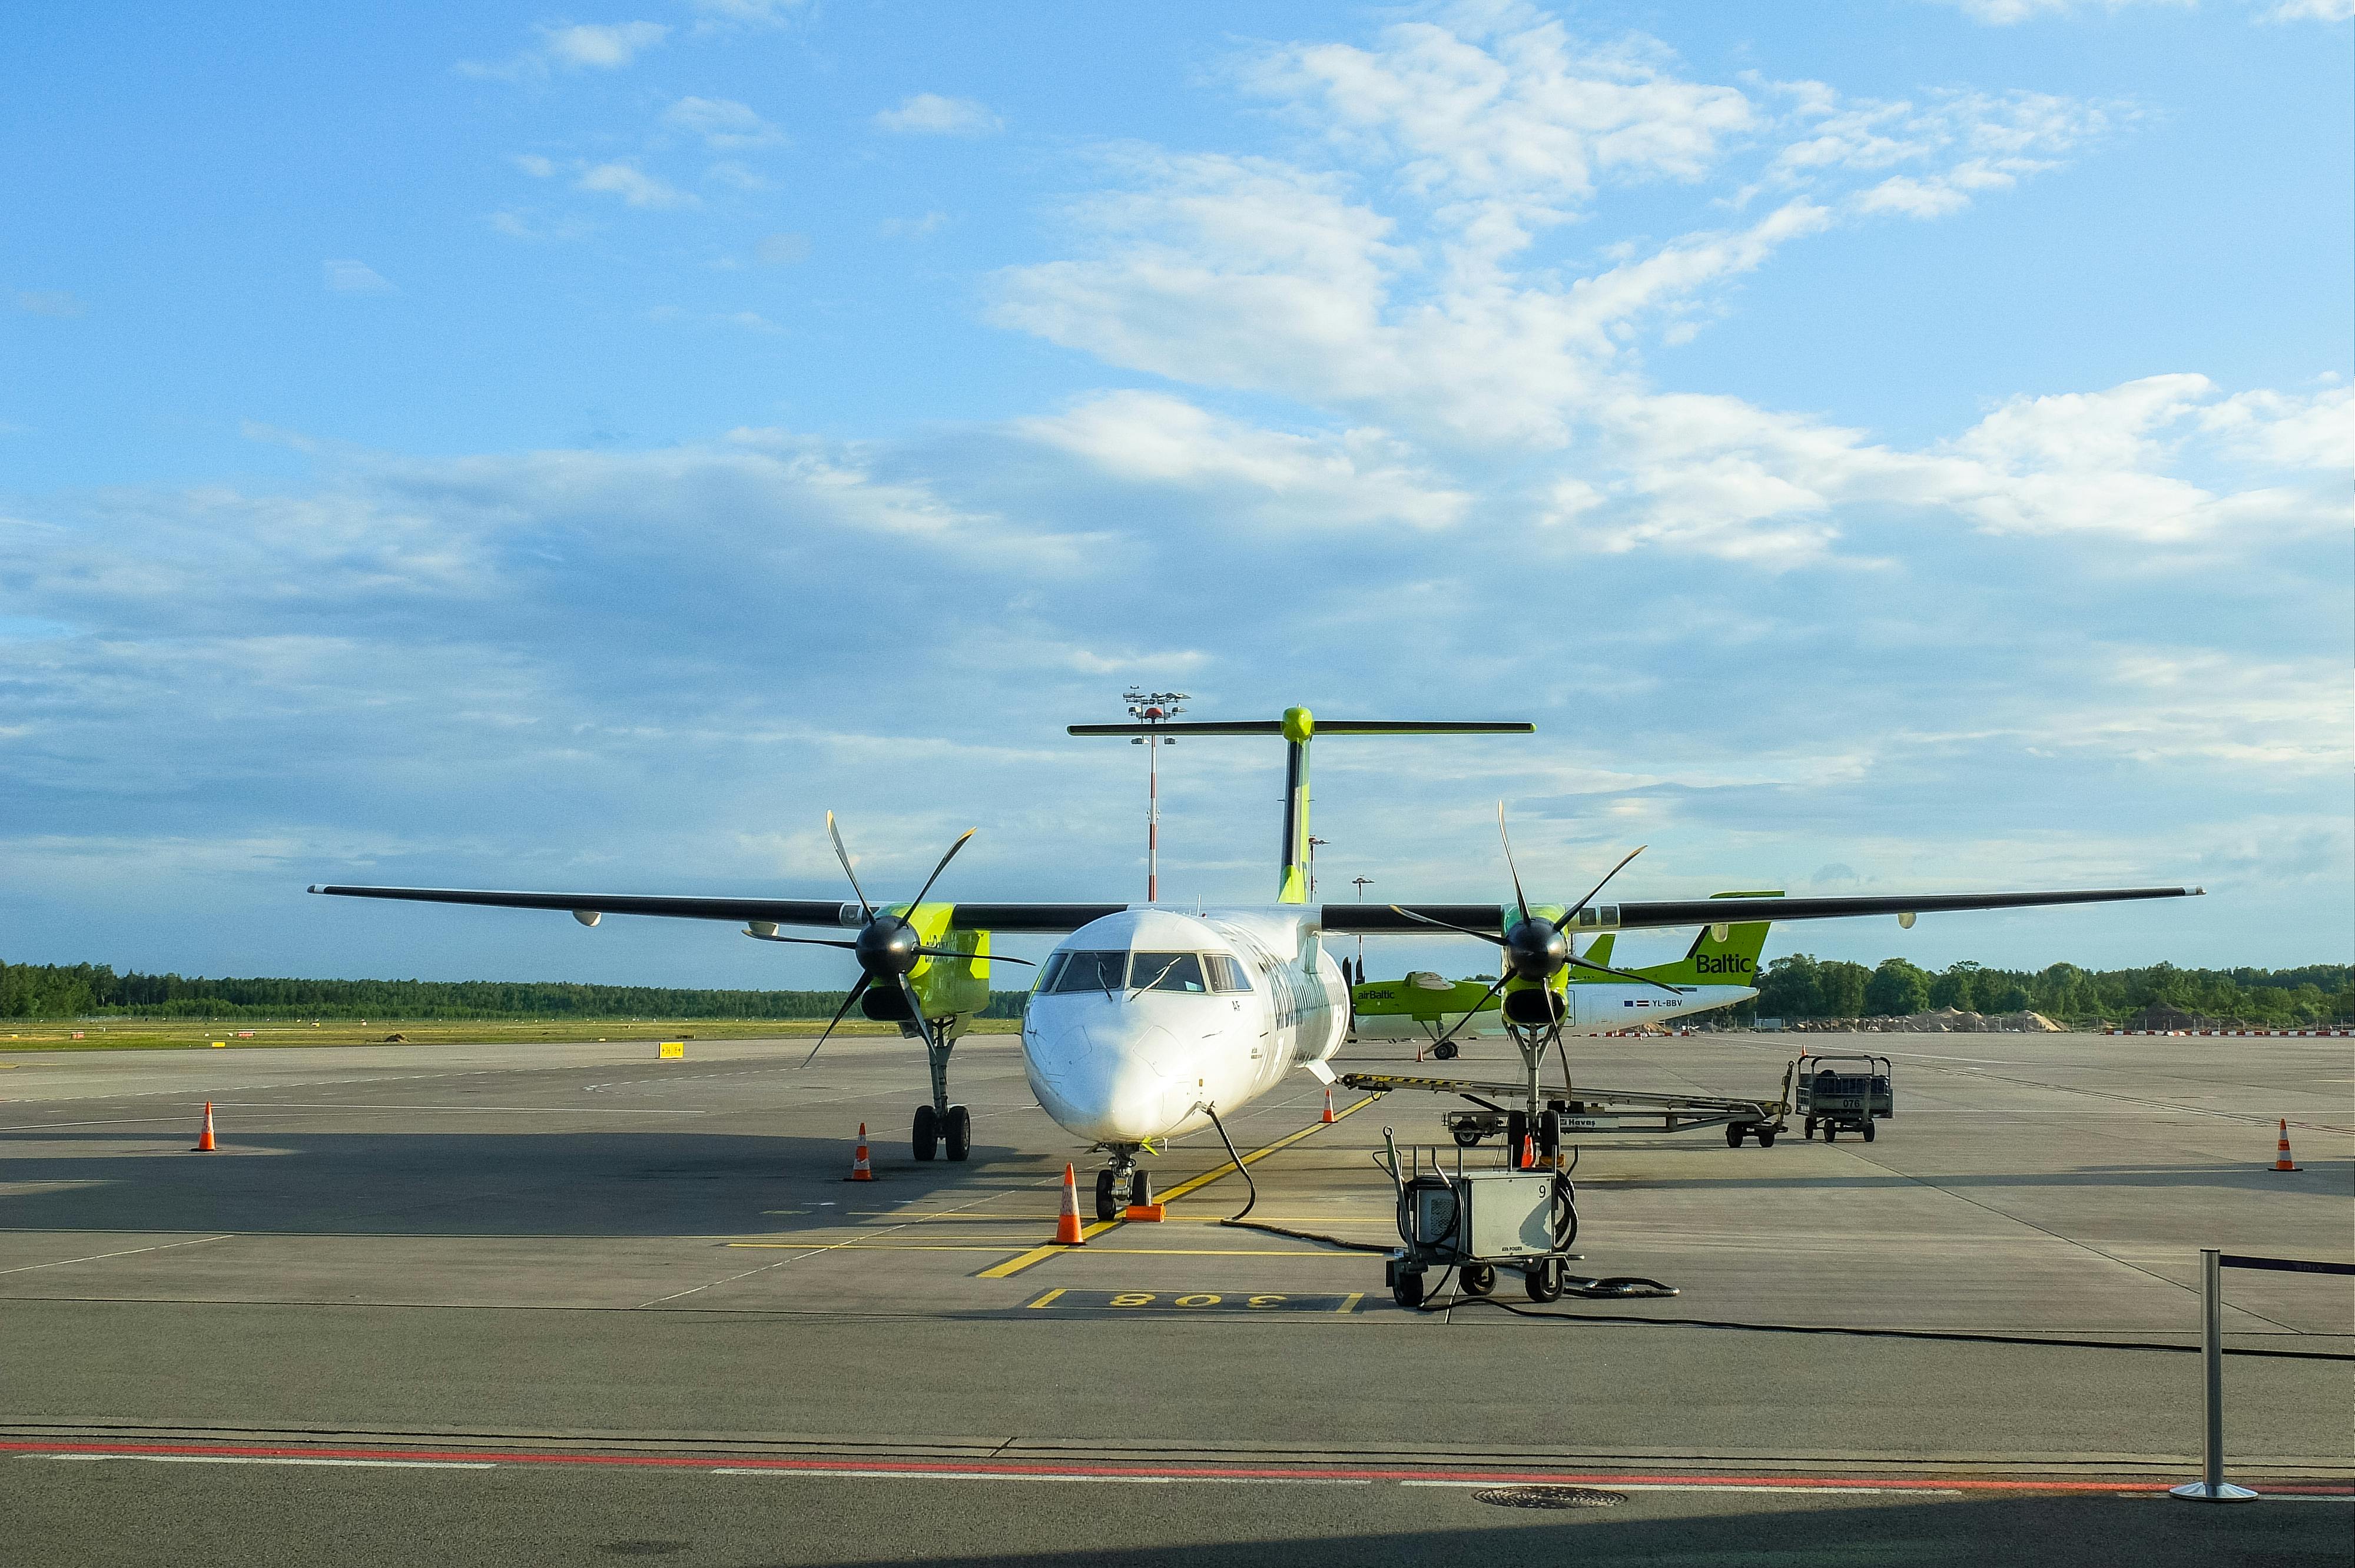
1524,1259,1564,1304
1863,1120,1876,1142
1392,1271,1426,1310
1726,1124,1744,1148
1805,1118,1817,1139
1758,1129,1776,1148
1452,1127,1484,1148
1462,1263,1495,1298
1822,1125,1835,1142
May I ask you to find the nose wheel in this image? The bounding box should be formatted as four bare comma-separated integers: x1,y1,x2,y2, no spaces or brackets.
1094,1148,1150,1220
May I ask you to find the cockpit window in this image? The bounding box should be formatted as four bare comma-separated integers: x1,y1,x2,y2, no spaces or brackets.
1205,954,1252,993
1035,952,1069,992
1128,952,1208,994
1046,951,1128,993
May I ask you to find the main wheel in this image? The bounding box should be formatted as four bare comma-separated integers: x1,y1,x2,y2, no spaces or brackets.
1393,1271,1426,1310
1524,1258,1564,1304
1726,1124,1745,1148
1507,1111,1529,1162
1128,1168,1152,1207
944,1104,971,1162
1094,1168,1119,1222
1461,1263,1495,1297
1863,1120,1876,1143
913,1104,939,1161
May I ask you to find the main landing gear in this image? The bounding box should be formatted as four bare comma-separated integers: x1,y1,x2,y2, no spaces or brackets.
910,1020,970,1162
1093,1145,1152,1221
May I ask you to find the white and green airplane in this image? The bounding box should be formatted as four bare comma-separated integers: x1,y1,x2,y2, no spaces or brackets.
310,708,2198,1221
1349,900,1775,1055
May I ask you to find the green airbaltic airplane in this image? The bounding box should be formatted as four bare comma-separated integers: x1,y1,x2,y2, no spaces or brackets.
1348,895,1777,1052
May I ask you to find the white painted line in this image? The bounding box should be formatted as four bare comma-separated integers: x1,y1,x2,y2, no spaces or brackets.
0,1235,233,1277
45,1455,495,1469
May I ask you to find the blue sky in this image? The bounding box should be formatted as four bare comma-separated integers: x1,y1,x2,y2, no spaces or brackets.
4,0,2349,989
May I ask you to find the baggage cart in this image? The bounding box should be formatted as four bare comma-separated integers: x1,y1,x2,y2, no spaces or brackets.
1795,1053,1892,1142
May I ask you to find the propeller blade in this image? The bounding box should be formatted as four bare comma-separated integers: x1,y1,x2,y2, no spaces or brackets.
1426,974,1510,1052
745,933,859,949
911,945,1035,966
895,974,939,1057
1387,905,1507,942
1497,802,1532,929
1568,952,1683,997
904,828,978,914
802,974,871,1068
826,811,875,922
1554,845,1647,932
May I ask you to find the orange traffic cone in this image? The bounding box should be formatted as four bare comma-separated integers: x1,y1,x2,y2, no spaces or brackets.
1518,1132,1535,1170
1321,1087,1336,1124
191,1102,216,1152
845,1123,874,1182
1053,1163,1086,1245
2271,1119,2300,1172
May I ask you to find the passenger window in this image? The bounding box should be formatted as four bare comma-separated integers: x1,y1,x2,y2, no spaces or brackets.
1047,951,1127,993
1205,954,1252,992
1129,952,1208,994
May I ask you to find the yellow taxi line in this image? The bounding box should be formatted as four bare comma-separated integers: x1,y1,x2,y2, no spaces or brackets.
976,1094,1378,1280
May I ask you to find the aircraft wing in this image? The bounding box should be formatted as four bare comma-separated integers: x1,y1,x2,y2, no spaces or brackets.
307,885,1126,933
1322,885,2201,935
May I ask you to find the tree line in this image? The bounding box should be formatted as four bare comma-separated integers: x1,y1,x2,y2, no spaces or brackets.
1744,956,2351,1027
0,961,1030,1022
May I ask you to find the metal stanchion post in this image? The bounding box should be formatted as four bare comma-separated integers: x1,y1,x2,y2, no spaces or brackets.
2171,1248,2258,1503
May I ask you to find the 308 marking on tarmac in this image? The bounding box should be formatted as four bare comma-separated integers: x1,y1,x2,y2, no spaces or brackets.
1022,1288,1363,1314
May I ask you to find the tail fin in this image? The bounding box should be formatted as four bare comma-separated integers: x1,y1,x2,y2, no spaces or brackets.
1069,709,1533,903
1577,933,1616,970
1570,890,1777,985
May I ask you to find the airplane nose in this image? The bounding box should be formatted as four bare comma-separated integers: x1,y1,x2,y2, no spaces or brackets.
1023,1012,1185,1142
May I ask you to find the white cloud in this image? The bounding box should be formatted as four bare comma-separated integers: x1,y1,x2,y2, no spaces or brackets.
2264,0,2354,16
756,231,810,264
576,162,699,210
536,21,668,68
322,259,396,294
1019,390,1472,530
664,96,784,149
460,20,669,79
1936,0,2349,21
689,0,802,25
510,153,558,178
873,93,1003,136
15,290,84,317
880,210,950,238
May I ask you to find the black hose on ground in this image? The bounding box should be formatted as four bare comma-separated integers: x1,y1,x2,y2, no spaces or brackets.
1201,1103,1395,1255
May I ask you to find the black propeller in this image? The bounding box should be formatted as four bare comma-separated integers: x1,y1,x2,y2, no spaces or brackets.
1391,802,1681,1051
744,812,1031,1067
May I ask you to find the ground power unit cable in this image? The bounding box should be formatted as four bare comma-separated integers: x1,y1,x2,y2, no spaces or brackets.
1201,1104,1392,1254
1412,1295,2355,1358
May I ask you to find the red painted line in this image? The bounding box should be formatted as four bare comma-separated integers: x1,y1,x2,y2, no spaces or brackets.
5,1440,2350,1494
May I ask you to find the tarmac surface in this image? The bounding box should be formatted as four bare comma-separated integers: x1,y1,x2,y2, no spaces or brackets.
2,1026,2349,1565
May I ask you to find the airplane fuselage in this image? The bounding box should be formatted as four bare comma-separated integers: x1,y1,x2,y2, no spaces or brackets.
1019,906,1349,1144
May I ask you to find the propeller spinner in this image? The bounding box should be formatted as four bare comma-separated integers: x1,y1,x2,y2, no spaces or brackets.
1392,802,1680,1053
745,812,1031,1065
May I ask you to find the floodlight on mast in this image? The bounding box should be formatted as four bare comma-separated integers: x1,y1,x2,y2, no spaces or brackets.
1123,689,1189,902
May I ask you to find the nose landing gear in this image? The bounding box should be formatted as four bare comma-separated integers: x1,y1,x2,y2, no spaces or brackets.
1093,1145,1150,1221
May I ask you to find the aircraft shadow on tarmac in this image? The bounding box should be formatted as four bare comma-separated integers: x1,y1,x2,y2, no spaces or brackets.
0,1131,1056,1236
609,1494,2342,1568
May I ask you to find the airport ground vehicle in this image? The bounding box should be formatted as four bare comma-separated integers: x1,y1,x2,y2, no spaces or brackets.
1797,1053,1894,1141
1381,1130,1579,1308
